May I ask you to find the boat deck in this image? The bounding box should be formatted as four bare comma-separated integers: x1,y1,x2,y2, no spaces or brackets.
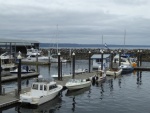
0,71,96,108
2,72,39,83
0,87,30,108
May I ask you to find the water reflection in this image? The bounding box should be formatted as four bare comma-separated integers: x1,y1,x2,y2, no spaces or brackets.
108,79,113,92
137,71,142,86
100,82,104,100
65,87,91,112
65,86,91,97
18,96,62,113
72,96,76,112
118,78,121,88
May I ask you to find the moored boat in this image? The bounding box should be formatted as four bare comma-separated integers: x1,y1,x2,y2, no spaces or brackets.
106,68,122,76
65,79,91,90
119,65,134,74
19,75,63,105
10,65,35,74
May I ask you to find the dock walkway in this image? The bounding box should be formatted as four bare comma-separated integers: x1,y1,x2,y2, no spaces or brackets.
2,72,39,83
0,87,30,108
0,71,96,108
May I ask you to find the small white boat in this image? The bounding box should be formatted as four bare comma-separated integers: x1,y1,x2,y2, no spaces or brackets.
0,52,16,70
65,79,91,90
19,75,63,105
90,70,106,82
106,68,122,76
51,73,72,78
10,65,35,74
96,70,106,82
75,68,88,74
26,48,41,56
119,65,134,74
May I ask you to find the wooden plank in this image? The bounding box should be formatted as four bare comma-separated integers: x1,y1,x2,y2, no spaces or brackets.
2,72,39,83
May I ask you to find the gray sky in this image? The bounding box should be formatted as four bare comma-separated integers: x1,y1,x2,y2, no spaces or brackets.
0,0,150,45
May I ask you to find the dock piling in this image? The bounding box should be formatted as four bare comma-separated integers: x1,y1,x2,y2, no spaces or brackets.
36,53,39,72
0,57,2,95
100,50,104,70
119,50,121,66
88,51,91,73
17,51,22,97
111,51,113,69
58,52,61,80
72,52,75,79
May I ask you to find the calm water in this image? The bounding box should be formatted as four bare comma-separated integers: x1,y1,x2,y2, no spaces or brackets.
1,60,150,113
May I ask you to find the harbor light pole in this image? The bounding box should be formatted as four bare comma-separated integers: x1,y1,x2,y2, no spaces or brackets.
140,50,142,66
72,52,75,79
88,51,91,73
111,50,114,69
58,52,61,80
0,57,2,95
137,50,140,67
100,50,104,70
17,51,22,97
119,50,121,66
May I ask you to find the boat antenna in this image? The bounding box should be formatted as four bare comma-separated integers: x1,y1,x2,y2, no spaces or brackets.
123,29,126,54
56,24,59,53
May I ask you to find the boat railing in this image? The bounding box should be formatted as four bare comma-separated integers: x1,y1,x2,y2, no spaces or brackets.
33,77,54,83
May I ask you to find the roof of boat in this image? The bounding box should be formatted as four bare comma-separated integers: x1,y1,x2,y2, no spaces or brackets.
91,54,110,59
33,75,56,84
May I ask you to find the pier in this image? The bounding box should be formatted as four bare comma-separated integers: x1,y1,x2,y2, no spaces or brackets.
1,72,39,83
0,71,96,108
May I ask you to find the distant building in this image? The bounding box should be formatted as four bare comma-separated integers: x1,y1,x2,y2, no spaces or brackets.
91,54,110,70
0,38,39,56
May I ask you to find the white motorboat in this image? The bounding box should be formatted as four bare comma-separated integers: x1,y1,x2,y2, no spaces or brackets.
26,48,41,56
51,73,72,78
119,65,134,74
0,52,16,70
90,70,106,82
106,68,122,76
19,75,63,105
10,65,35,74
22,55,68,63
75,68,88,74
65,79,91,90
95,70,106,82
22,55,50,63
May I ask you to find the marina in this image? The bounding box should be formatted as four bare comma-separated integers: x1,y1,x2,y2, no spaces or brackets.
1,0,150,112
0,52,149,112
0,40,150,112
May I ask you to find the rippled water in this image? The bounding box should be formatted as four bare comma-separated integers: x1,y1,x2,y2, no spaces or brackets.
2,61,150,113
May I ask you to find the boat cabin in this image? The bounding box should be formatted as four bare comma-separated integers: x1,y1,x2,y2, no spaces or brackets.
31,80,58,96
26,48,41,56
91,54,110,70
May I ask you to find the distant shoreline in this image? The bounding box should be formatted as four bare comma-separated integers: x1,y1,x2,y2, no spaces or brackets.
40,43,150,49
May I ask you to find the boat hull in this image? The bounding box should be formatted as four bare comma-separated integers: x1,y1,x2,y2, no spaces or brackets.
66,81,91,90
19,85,63,105
106,69,122,76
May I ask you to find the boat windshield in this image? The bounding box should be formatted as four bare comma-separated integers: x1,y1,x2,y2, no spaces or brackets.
32,84,38,90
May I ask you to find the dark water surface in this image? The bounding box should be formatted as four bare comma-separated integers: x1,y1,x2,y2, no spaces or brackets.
1,61,150,113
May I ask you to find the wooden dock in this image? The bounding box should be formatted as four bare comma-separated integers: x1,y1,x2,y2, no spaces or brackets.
134,66,150,71
0,87,30,108
2,72,39,83
22,61,50,65
55,71,96,86
0,71,96,108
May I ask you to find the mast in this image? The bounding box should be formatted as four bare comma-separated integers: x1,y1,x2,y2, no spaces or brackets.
124,29,126,49
56,24,59,53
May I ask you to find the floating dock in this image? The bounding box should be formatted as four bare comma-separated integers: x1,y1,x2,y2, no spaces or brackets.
134,66,150,71
2,72,39,83
0,71,96,108
0,87,30,108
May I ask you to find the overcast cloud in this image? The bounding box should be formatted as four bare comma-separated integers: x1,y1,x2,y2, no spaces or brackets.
0,0,150,45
